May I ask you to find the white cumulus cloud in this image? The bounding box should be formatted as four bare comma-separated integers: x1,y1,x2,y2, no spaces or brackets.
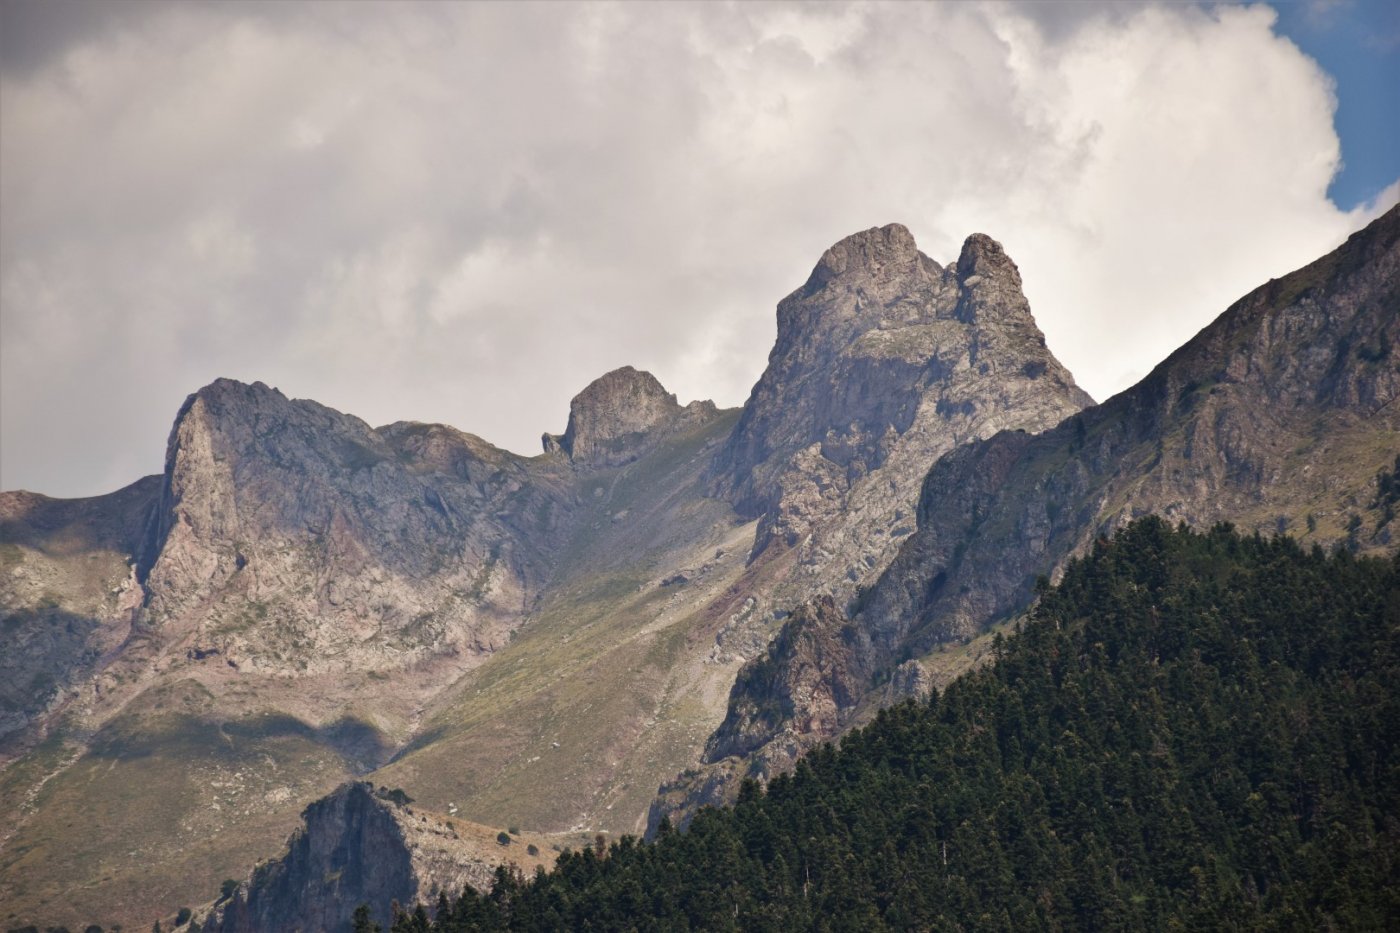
1,0,1393,496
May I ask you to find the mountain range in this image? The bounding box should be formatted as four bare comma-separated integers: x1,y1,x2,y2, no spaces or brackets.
1,204,1395,932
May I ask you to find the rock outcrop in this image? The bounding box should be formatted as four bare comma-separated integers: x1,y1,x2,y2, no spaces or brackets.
201,783,556,933
671,204,1400,826
543,366,717,468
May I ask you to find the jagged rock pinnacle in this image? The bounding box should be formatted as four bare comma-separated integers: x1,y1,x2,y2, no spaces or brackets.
953,232,1037,328
956,232,1020,285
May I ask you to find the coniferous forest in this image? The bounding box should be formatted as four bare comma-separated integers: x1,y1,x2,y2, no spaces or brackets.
367,518,1398,931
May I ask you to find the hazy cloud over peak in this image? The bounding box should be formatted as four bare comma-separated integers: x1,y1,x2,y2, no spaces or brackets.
2,0,1394,496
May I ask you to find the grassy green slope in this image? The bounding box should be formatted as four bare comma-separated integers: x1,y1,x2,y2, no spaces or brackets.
373,411,784,835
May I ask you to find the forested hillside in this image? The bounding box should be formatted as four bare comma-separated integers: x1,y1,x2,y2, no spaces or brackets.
374,518,1399,931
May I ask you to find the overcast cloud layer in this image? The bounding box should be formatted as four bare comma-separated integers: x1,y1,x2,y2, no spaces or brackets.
2,1,1395,497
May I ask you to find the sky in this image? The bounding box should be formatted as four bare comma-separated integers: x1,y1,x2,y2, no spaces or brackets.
1,1,1397,498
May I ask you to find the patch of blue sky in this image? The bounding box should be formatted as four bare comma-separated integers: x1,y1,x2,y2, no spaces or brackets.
1267,0,1400,209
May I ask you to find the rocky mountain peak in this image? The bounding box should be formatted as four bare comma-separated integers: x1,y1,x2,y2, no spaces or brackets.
953,232,1037,329
779,225,940,344
160,380,276,459
158,379,302,477
542,366,685,467
193,376,285,403
145,378,306,576
157,377,371,490
135,374,549,670
712,221,1088,552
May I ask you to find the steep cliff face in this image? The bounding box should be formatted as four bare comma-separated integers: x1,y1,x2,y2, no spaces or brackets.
678,205,1400,822
711,223,943,528
202,783,415,933
137,379,567,676
709,224,1091,599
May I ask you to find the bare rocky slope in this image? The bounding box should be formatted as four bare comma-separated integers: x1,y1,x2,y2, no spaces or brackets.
660,204,1400,828
0,476,158,744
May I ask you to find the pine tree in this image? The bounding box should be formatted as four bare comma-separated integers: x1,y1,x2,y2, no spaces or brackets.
351,903,379,933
